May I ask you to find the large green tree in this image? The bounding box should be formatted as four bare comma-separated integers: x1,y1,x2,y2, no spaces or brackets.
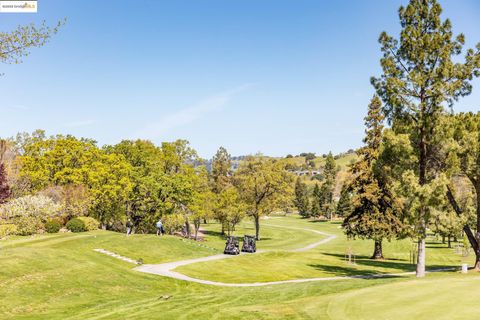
18,135,133,229
343,96,403,259
235,156,293,240
211,147,233,234
105,140,162,231
371,0,480,277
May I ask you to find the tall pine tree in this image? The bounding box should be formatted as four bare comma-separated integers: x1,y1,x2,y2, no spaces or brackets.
321,152,336,219
343,96,403,259
371,0,480,276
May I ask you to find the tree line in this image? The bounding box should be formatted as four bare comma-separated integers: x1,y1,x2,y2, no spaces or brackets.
0,134,293,240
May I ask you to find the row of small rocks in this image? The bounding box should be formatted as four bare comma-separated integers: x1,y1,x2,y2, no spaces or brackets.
93,248,139,265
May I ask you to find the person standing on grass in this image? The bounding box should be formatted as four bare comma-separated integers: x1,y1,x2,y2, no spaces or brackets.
126,219,133,236
156,219,164,236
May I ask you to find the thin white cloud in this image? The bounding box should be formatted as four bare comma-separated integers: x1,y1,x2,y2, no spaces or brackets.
136,84,253,138
63,119,95,128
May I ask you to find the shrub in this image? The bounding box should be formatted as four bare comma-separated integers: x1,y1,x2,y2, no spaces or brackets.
66,218,86,232
0,224,18,238
77,216,99,231
162,214,184,235
45,220,61,233
2,195,61,235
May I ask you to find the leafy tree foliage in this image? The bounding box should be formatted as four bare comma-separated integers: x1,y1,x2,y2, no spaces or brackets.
448,112,480,269
215,186,245,236
18,135,132,229
105,140,162,231
235,156,293,240
0,21,63,72
211,147,233,233
211,147,232,193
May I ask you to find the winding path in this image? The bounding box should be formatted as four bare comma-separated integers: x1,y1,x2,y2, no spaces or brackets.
94,223,454,287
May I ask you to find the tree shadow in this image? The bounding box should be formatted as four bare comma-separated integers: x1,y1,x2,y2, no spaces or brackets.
318,252,455,273
307,220,342,226
307,264,405,278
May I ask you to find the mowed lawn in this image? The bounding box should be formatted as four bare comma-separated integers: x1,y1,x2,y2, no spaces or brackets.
178,216,467,283
0,214,477,319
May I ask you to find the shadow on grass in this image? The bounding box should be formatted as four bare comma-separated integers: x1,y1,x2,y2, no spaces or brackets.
307,220,342,225
315,252,455,275
306,264,408,278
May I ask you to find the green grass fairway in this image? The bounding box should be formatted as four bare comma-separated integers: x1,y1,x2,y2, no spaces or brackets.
177,216,465,283
0,215,477,319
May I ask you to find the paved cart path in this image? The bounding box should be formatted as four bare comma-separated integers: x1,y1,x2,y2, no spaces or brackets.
94,224,455,286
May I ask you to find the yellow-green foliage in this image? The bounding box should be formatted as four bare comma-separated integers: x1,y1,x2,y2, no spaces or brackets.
0,224,17,238
162,214,184,234
77,217,99,231
2,195,61,235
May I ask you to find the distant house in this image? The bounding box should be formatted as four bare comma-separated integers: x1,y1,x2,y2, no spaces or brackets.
293,170,321,176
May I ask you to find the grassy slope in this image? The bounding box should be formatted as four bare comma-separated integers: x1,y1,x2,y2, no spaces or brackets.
0,215,476,319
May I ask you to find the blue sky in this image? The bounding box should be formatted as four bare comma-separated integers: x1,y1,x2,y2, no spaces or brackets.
0,0,479,158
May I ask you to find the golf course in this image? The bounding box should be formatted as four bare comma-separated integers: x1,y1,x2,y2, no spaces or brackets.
1,0,480,318
1,214,475,319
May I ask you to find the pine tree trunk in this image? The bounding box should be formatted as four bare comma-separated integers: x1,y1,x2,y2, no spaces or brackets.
448,236,451,248
371,240,384,259
416,238,426,278
416,127,427,278
254,215,260,240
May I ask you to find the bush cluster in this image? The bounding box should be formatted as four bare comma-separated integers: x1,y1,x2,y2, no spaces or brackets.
77,216,99,231
45,220,61,233
162,214,184,234
66,218,86,232
2,195,61,235
65,217,99,233
0,224,18,238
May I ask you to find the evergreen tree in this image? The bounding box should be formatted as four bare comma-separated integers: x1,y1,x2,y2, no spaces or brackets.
294,177,310,217
310,183,322,218
371,0,480,276
320,152,336,219
336,183,353,217
0,163,11,204
343,96,403,259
